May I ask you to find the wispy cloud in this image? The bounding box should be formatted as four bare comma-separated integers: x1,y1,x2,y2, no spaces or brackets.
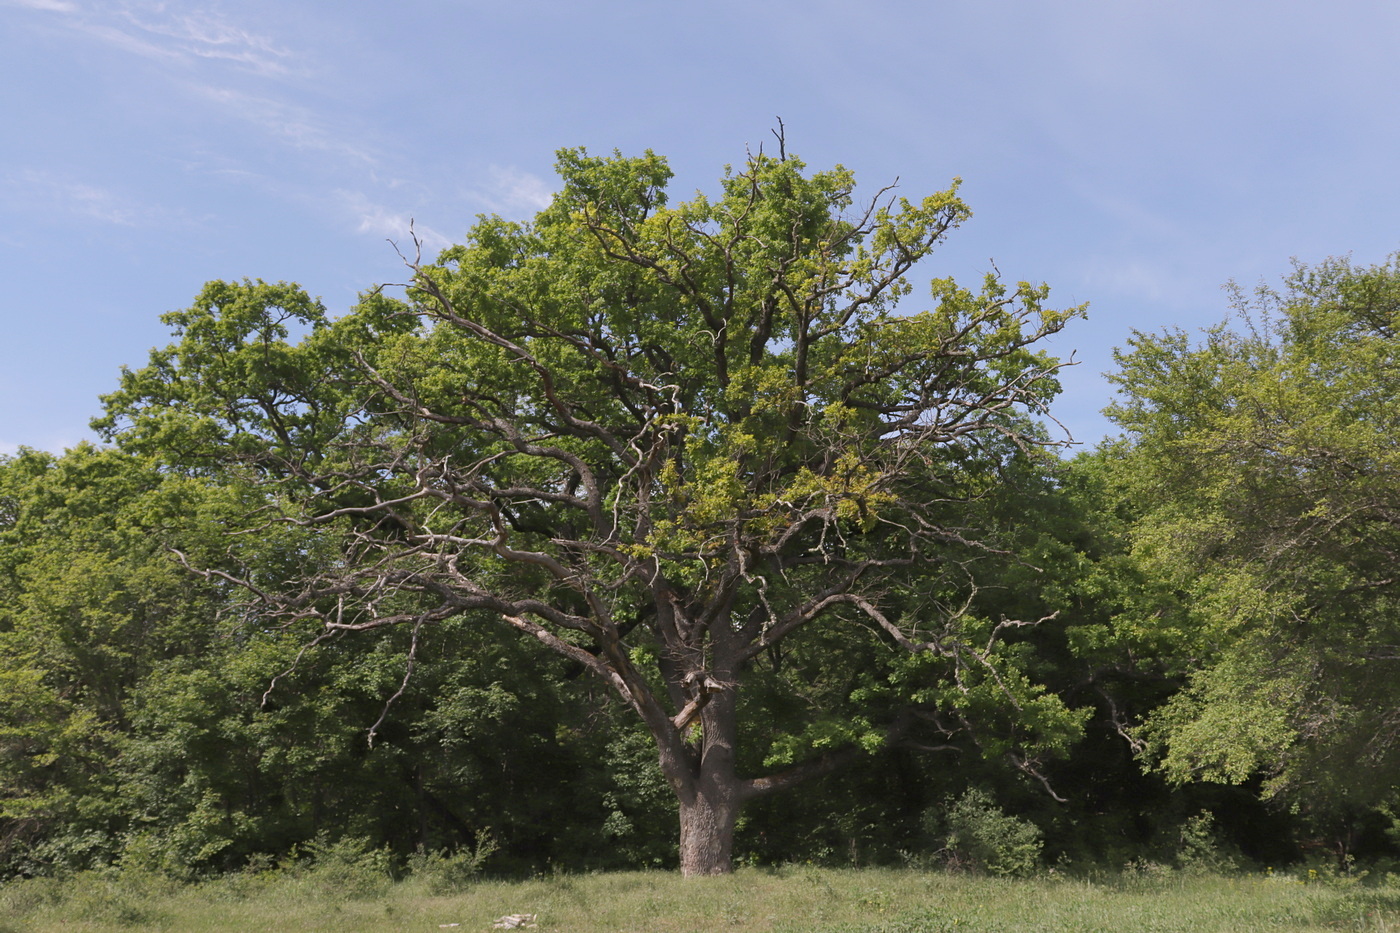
469,166,555,217
193,85,376,164
336,190,451,255
1078,257,1177,304
9,0,387,211
8,0,79,12
116,3,297,77
71,19,185,63
12,0,301,78
3,169,188,227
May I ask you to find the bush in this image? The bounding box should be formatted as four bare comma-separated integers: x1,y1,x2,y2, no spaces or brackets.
405,830,498,894
289,835,395,899
1175,811,1239,873
936,788,1043,877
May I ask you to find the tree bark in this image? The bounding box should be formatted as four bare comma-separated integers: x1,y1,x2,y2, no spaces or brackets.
666,660,746,877
678,776,741,876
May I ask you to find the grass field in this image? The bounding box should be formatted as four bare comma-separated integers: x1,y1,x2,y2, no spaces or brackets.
3,864,1398,933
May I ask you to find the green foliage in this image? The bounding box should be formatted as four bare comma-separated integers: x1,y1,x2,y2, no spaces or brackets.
1174,811,1240,873
1137,643,1300,787
935,788,1043,877
93,143,1084,874
289,834,395,899
1106,253,1400,820
91,280,415,480
0,442,646,877
21,152,1400,878
111,615,644,876
404,831,497,894
0,445,236,873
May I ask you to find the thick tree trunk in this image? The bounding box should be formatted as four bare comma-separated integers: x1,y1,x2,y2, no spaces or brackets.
678,775,742,876
661,664,747,877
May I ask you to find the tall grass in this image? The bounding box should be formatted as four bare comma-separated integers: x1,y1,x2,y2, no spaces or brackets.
3,864,1398,932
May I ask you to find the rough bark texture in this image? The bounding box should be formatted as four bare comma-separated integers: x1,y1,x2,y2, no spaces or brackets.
658,650,745,876
678,777,741,877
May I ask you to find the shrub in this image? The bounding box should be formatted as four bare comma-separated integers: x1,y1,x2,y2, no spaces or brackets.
1175,811,1239,873
291,835,394,899
937,788,1043,877
405,830,497,894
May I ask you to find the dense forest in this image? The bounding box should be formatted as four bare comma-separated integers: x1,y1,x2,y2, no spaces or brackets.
4,147,1399,880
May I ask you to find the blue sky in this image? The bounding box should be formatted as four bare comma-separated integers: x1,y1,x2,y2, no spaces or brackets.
5,0,1400,454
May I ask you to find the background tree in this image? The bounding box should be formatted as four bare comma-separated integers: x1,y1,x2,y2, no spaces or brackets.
0,445,658,878
1028,448,1297,866
98,145,1086,875
0,445,231,873
1106,254,1400,862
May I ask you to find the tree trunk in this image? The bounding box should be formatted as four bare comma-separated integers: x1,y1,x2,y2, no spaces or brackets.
678,775,741,876
664,669,746,877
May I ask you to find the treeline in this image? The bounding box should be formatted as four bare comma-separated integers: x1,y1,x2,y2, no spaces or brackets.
3,148,1400,879
0,439,1248,878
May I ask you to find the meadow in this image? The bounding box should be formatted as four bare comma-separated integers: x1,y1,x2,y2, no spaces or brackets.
3,864,1398,933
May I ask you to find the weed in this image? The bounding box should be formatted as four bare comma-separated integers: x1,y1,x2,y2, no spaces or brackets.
1176,811,1240,874
405,829,498,894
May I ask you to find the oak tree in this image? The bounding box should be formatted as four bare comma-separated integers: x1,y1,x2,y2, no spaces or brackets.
98,146,1085,875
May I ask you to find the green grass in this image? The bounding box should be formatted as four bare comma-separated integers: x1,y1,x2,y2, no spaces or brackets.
3,865,1398,933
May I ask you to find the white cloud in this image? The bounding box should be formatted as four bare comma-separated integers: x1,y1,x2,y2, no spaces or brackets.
18,1,302,78
8,0,383,209
71,19,186,62
116,3,298,77
7,0,79,12
469,166,555,217
3,169,186,226
192,85,376,164
336,190,451,255
1078,258,1176,304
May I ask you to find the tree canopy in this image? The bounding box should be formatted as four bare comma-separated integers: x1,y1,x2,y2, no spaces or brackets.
1106,254,1400,831
96,146,1087,875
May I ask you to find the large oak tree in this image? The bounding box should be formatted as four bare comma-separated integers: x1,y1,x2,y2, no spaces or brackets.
98,146,1085,875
